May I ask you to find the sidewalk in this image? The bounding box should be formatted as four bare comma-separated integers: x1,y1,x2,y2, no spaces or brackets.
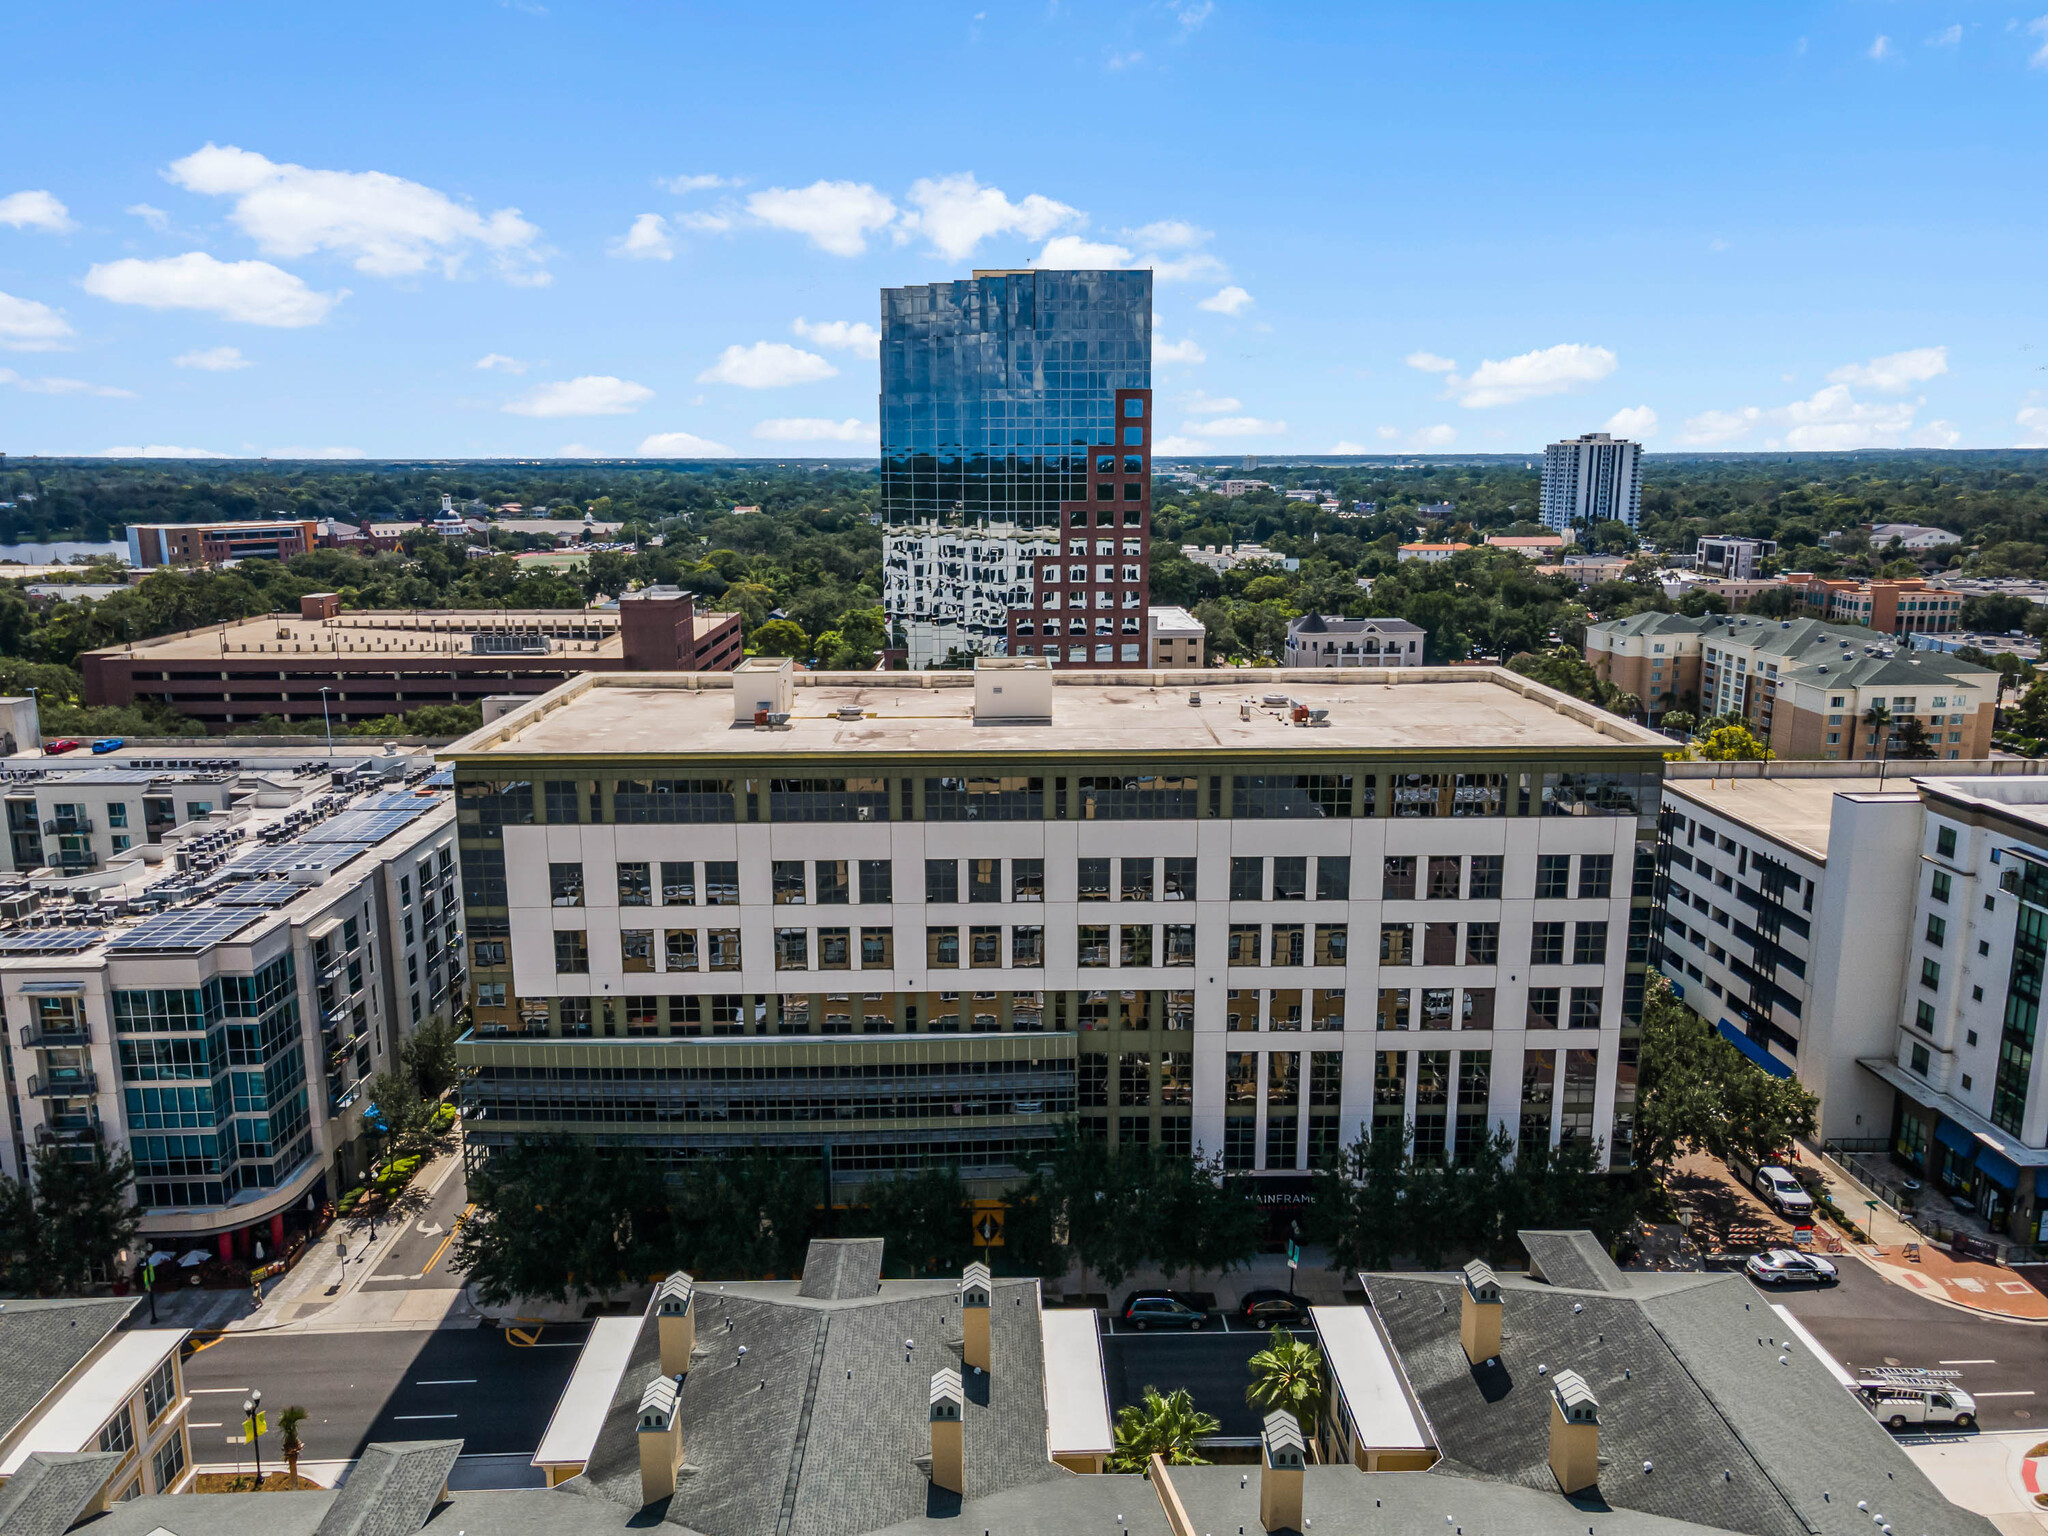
1899,1430,2048,1536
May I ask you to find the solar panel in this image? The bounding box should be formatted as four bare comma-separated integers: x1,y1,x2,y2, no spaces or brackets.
226,842,372,877
0,929,105,953
358,791,434,811
215,883,300,908
106,905,264,953
303,808,428,844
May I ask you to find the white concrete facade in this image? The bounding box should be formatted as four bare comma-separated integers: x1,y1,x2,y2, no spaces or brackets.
1540,434,1644,532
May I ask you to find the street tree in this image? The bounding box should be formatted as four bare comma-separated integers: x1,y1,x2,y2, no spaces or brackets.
1245,1326,1326,1440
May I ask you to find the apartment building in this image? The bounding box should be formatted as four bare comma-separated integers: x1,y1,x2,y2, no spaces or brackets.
880,269,1153,670
0,768,459,1255
1145,605,1205,668
1585,613,1998,757
1785,573,1963,636
125,519,320,568
1696,535,1776,581
1282,614,1426,667
0,763,285,877
1653,764,2048,1245
445,658,1665,1193
1540,433,1643,532
80,586,741,732
1396,542,1471,565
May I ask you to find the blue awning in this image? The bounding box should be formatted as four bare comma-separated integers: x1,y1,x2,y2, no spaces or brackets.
1934,1118,1978,1159
1976,1145,2020,1192
1716,1020,1794,1080
2036,1169,2048,1201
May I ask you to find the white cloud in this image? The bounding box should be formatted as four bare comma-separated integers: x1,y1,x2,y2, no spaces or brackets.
268,445,365,458
476,353,528,374
1330,441,1370,454
745,180,896,256
611,213,674,260
1188,415,1286,437
661,173,739,194
174,345,250,371
1678,407,1763,446
0,190,74,233
83,253,342,327
1183,392,1240,414
1125,220,1208,249
503,375,654,417
900,174,1079,261
1148,251,1228,284
126,203,171,231
557,443,593,456
1155,336,1206,365
1928,23,1962,46
678,210,734,233
1198,285,1252,315
1827,345,1947,392
1452,343,1616,408
1030,235,1135,268
1869,34,1893,59
1708,237,1730,252
2018,404,2048,448
1376,425,1400,441
1154,434,1213,454
9,374,134,397
165,143,547,282
1173,1,1214,30
636,430,736,456
1410,424,1457,449
1604,405,1659,439
1775,384,1932,449
1405,350,1457,374
1106,50,1145,70
0,290,75,350
2032,15,2048,67
100,444,223,458
792,318,880,356
752,417,877,443
698,342,837,389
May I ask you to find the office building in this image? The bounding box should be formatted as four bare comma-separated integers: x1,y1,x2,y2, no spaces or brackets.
1584,613,1998,755
125,519,321,568
1144,605,1205,667
1652,764,2048,1245
446,658,1665,1192
1696,535,1777,581
880,270,1152,668
0,1298,194,1507
0,759,459,1255
1282,614,1425,668
1540,433,1644,532
72,1232,1992,1536
80,587,741,732
1785,573,1964,636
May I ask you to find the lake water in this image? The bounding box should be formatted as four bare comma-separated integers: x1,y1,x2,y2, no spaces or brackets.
0,541,130,564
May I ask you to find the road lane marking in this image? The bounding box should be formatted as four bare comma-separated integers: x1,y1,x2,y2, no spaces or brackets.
419,1204,472,1278
188,1388,248,1394
414,1379,478,1386
1939,1359,1997,1365
1975,1390,2036,1398
392,1413,459,1420
189,1421,222,1428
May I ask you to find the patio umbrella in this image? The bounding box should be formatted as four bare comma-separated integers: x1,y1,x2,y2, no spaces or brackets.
148,1251,175,1266
179,1249,211,1267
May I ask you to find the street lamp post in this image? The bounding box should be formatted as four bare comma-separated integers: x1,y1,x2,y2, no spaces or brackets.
318,687,334,761
243,1389,264,1485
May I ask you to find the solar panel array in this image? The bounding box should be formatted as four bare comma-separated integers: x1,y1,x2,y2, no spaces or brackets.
215,883,301,908
0,929,106,954
303,808,431,844
225,842,373,877
106,905,264,953
359,791,434,811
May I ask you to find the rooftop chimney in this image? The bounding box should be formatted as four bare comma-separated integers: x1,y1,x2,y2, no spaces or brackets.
1459,1258,1502,1364
1547,1369,1599,1495
929,1367,964,1494
656,1271,696,1374
637,1375,683,1505
1258,1410,1306,1533
959,1262,992,1371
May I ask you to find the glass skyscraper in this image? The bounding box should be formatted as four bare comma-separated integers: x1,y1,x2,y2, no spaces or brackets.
880,269,1154,668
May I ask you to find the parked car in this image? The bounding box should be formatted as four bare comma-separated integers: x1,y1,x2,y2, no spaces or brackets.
1237,1289,1309,1327
43,738,81,755
1857,1378,1977,1431
90,737,125,754
1745,1248,1838,1286
1118,1291,1206,1331
1754,1165,1814,1218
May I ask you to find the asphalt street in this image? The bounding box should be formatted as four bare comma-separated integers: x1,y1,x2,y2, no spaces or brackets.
181,1322,590,1462
1754,1256,2048,1432
359,1156,472,1291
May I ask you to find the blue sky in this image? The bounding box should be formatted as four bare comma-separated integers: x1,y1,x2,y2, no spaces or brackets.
3,1,2046,460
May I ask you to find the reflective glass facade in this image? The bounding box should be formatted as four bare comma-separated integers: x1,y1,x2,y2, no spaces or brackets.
881,270,1151,527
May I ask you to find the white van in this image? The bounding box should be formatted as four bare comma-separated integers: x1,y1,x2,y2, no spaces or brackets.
1856,1377,1977,1431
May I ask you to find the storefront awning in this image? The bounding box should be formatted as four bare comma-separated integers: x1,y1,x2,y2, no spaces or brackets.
1716,1020,1794,1080
1975,1145,2020,1192
1934,1118,1978,1159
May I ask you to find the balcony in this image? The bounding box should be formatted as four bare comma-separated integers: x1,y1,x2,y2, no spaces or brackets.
35,1116,102,1145
43,818,94,836
19,1021,91,1050
28,1070,98,1098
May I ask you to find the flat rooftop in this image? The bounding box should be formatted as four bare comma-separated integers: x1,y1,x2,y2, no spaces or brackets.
86,608,634,662
1662,774,1898,862
451,668,1670,759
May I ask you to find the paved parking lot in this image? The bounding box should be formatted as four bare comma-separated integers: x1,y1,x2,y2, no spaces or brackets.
1099,1323,1316,1439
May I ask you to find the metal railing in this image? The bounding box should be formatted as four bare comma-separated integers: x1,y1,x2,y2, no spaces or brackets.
27,1070,98,1098
1823,1138,2048,1266
19,1021,91,1049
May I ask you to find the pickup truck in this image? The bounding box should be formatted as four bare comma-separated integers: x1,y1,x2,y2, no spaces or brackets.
1857,1377,1977,1431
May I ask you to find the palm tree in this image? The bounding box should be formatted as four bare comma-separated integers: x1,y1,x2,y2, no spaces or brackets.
278,1406,308,1485
1109,1387,1220,1474
1861,701,1893,784
1246,1325,1326,1443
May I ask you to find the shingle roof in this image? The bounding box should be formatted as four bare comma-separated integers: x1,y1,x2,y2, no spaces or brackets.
0,1451,125,1536
0,1297,137,1444
1519,1230,1626,1292
1287,614,1422,638
798,1239,884,1301
312,1439,459,1536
